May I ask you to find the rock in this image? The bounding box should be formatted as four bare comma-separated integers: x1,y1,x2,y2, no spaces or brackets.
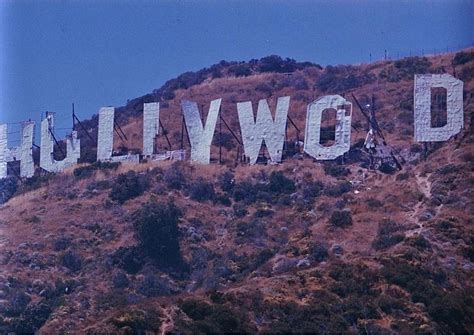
272,255,297,274
419,211,434,222
462,263,473,271
296,258,311,268
332,244,344,255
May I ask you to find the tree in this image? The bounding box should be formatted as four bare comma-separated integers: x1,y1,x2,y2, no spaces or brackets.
132,201,184,270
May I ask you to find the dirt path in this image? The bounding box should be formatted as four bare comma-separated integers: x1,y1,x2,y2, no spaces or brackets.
160,305,178,334
405,173,433,237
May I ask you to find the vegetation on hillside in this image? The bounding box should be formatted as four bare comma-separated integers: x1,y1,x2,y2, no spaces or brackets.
0,48,473,333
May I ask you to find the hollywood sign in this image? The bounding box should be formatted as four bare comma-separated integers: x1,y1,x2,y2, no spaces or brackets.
0,74,464,179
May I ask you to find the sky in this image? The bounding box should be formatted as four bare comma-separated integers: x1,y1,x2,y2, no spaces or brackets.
0,0,473,140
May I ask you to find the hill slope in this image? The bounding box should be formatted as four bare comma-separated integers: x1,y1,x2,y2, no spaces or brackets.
0,50,474,333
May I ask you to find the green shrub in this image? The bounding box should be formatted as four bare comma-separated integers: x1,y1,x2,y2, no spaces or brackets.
382,258,474,333
232,181,257,204
178,299,254,333
258,55,298,73
235,219,266,244
324,181,352,197
0,176,18,204
218,171,235,193
460,66,474,81
215,193,232,206
379,162,398,174
73,161,120,179
302,180,324,201
268,171,295,194
324,164,350,177
453,51,474,65
132,201,185,270
59,250,83,272
329,210,352,228
408,235,431,250
260,298,349,333
109,171,149,204
110,309,162,333
372,221,405,250
163,162,185,190
380,57,432,82
228,63,252,77
309,242,329,262
17,172,55,193
189,178,215,202
111,246,144,274
317,65,375,92
366,198,383,207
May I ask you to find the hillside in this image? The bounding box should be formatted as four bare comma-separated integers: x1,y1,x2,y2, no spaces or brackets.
0,49,474,333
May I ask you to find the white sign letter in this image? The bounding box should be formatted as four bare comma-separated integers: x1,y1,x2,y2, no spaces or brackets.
0,121,35,178
237,96,289,164
304,95,352,160
414,74,463,142
143,103,160,156
182,99,221,164
40,112,80,172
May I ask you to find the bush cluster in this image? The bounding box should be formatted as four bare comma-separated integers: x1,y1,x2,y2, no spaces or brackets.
0,176,18,204
329,210,352,228
73,161,120,179
453,51,474,66
372,220,405,250
309,242,329,262
218,171,235,193
324,181,352,197
110,309,162,333
382,258,474,333
232,171,295,205
59,250,83,272
379,57,432,82
189,178,215,202
317,65,376,92
132,201,185,271
109,171,149,204
163,162,186,190
324,164,350,177
178,299,254,333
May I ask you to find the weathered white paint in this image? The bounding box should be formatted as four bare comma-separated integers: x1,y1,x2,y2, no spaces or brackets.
20,121,35,177
143,102,160,156
414,74,463,142
182,99,221,164
0,124,7,178
40,112,80,172
304,95,352,160
97,107,115,161
237,96,289,164
0,122,35,178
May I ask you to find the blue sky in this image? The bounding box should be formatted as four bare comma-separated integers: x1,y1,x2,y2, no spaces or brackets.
1,0,473,139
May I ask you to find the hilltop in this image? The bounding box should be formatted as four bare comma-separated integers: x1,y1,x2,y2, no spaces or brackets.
0,49,473,333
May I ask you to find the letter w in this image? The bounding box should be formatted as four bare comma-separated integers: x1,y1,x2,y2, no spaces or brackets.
237,96,289,164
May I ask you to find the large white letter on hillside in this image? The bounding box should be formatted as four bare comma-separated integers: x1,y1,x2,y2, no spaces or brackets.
97,107,114,161
143,103,160,156
414,74,463,142
181,99,221,164
304,95,352,160
0,121,35,178
40,112,80,172
237,96,289,165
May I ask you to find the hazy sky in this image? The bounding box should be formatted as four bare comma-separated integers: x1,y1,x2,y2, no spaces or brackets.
1,0,473,139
